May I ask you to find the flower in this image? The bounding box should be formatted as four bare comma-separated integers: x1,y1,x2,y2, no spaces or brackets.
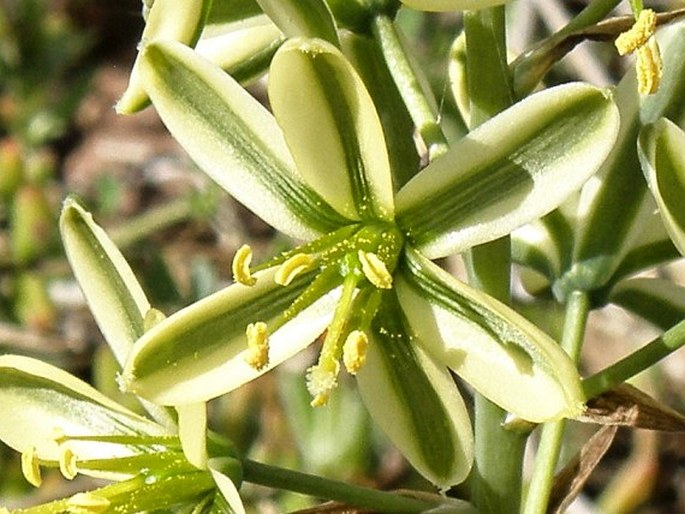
120,37,619,487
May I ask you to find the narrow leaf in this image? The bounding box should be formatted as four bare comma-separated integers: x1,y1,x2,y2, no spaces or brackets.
396,83,619,259
0,355,169,464
60,197,149,367
638,118,685,255
357,292,474,488
609,278,685,331
579,383,685,431
397,248,585,422
269,38,395,222
548,425,619,514
123,267,339,405
139,40,348,240
400,0,506,12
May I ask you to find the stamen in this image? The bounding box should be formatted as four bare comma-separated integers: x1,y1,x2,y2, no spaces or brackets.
274,253,315,286
67,492,111,514
144,307,166,332
636,36,663,95
244,321,269,370
343,330,369,375
358,250,393,289
232,244,257,286
615,9,657,55
21,446,42,487
59,446,78,480
306,359,340,407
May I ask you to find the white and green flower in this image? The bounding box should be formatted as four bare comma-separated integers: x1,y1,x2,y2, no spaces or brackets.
119,37,619,487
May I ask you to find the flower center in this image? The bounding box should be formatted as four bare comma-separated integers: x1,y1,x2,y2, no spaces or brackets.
234,223,404,405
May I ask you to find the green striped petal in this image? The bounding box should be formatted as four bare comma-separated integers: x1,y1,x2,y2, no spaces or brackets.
269,38,394,222
400,0,506,12
357,293,473,488
610,278,685,331
139,40,348,240
60,198,149,368
397,247,585,422
396,83,619,260
117,0,212,114
196,18,284,85
256,0,339,46
0,355,169,465
638,118,685,256
122,268,340,405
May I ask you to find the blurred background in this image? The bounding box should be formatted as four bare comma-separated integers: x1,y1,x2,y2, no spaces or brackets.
0,1,683,512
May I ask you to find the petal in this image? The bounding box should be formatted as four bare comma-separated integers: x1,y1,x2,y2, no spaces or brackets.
396,83,620,259
269,38,394,222
0,355,169,463
59,198,149,367
609,278,685,331
397,248,585,422
401,0,507,12
116,0,212,114
177,403,208,469
209,458,247,514
357,293,473,488
123,267,339,405
256,0,339,46
196,18,284,85
139,40,348,239
638,118,685,256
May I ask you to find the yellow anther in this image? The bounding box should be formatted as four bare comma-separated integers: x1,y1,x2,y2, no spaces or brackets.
306,360,340,407
245,321,269,370
358,250,393,289
274,253,315,286
59,446,78,480
144,307,167,332
636,36,663,95
232,244,257,286
615,9,657,56
21,446,42,487
67,492,111,514
343,330,368,375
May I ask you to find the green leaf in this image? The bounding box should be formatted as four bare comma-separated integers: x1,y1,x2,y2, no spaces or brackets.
255,0,339,46
400,0,507,12
396,83,620,259
60,197,149,367
397,248,585,422
123,267,339,405
638,118,685,256
269,38,394,222
139,40,348,239
357,293,473,488
609,278,685,331
117,0,213,114
0,355,169,465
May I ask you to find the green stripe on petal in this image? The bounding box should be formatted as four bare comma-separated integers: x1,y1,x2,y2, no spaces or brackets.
0,355,169,465
397,247,585,422
269,38,395,222
610,278,685,331
638,118,685,256
123,267,339,405
400,0,507,12
357,292,473,488
117,0,212,114
60,198,149,367
139,40,348,240
396,83,619,259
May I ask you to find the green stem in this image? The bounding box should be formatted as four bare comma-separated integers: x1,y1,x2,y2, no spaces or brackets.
583,316,685,399
558,0,622,37
462,7,525,514
242,459,434,513
371,14,448,160
521,290,590,514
